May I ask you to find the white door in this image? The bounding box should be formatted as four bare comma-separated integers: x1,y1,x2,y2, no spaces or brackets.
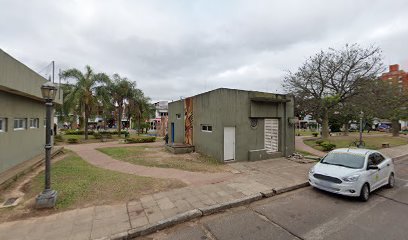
265,119,279,153
224,127,235,161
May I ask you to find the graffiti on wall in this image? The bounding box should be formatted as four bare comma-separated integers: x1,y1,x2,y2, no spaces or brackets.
184,97,193,145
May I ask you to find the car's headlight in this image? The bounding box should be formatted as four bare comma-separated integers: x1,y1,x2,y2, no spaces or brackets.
309,168,315,174
342,174,360,182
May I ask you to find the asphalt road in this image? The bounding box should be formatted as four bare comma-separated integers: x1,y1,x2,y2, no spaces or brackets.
141,156,408,240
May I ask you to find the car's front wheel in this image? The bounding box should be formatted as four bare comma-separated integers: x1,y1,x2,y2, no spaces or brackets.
387,173,395,188
360,183,370,202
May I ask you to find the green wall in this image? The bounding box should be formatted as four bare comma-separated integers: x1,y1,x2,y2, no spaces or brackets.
168,88,295,162
168,100,185,144
0,91,49,173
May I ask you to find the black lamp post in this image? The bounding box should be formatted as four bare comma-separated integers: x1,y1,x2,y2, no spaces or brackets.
359,111,364,148
35,82,58,208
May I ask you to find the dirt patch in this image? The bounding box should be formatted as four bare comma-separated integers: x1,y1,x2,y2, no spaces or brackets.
98,145,230,173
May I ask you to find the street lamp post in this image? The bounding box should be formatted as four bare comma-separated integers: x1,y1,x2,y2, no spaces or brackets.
359,111,364,148
35,82,58,208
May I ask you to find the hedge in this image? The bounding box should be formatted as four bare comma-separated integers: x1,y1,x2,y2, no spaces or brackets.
125,136,156,144
67,138,79,144
64,130,127,135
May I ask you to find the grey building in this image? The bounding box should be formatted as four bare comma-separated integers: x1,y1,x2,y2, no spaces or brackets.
0,49,62,177
168,88,295,162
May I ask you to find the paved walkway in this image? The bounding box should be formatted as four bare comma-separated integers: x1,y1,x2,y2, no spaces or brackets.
1,142,407,240
295,136,326,157
0,156,313,240
65,142,234,186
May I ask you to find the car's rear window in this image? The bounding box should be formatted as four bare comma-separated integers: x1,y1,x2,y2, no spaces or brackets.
321,152,365,169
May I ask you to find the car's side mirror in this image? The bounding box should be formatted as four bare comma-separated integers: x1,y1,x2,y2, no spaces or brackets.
367,165,379,170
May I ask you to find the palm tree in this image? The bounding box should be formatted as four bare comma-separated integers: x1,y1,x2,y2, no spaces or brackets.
109,74,135,137
61,66,111,139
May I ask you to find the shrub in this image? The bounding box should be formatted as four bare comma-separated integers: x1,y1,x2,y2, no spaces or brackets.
93,132,102,139
315,139,324,145
320,142,336,151
312,132,319,137
64,130,95,135
54,134,63,142
125,136,156,144
67,138,79,144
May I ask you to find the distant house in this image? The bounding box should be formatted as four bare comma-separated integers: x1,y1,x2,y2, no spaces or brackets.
168,88,295,162
0,49,62,180
149,101,168,136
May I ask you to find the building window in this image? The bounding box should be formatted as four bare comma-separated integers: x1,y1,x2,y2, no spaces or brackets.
176,114,181,119
14,118,26,130
0,118,6,132
201,124,213,132
29,118,39,128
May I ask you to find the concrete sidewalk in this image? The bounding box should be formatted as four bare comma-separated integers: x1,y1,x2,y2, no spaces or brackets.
1,143,407,240
0,158,313,240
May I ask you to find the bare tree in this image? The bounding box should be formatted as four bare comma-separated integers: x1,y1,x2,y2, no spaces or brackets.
283,44,384,139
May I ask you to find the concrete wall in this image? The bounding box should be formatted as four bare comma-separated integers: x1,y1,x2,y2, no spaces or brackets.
0,49,62,104
0,91,47,173
168,88,295,162
168,100,185,144
0,49,59,174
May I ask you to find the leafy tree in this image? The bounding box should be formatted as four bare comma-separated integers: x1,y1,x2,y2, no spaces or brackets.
61,66,111,139
283,44,383,139
369,80,408,136
109,74,135,137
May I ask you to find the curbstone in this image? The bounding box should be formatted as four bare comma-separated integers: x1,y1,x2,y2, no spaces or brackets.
109,231,127,240
260,189,275,198
126,209,202,239
273,182,310,195
393,154,408,162
199,193,263,215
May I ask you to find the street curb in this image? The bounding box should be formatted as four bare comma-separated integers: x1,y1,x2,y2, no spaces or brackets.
199,193,263,216
103,183,310,240
393,154,408,162
273,182,310,195
126,209,202,239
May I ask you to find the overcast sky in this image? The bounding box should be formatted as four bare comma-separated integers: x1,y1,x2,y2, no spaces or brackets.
1,0,408,101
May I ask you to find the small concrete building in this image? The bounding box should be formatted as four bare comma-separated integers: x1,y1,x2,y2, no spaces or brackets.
168,88,295,162
0,49,62,181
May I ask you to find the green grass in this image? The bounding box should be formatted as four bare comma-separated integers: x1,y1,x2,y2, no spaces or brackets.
97,146,225,172
304,135,408,151
24,151,185,210
295,149,317,156
295,130,316,136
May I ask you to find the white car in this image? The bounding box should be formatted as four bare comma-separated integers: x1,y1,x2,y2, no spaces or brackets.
309,148,395,201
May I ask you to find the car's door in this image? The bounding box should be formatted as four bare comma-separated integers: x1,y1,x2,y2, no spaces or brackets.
375,153,390,187
367,153,381,190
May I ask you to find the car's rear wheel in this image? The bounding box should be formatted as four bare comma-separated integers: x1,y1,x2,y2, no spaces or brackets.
360,183,370,202
387,173,395,188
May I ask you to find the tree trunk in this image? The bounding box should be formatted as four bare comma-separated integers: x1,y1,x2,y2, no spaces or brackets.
84,106,89,140
118,104,122,138
392,119,400,137
322,109,330,139
138,116,141,136
343,123,349,136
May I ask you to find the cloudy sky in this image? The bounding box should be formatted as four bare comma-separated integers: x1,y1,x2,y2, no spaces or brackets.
1,0,408,101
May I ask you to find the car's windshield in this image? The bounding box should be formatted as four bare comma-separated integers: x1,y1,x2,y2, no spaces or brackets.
321,152,365,169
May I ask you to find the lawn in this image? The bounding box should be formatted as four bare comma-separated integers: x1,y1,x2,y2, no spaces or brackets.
295,129,316,136
294,148,317,156
97,146,227,173
22,151,186,210
304,135,408,151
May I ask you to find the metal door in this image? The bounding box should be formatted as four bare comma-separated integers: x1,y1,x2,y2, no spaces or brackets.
171,123,175,143
224,127,235,161
265,119,279,152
